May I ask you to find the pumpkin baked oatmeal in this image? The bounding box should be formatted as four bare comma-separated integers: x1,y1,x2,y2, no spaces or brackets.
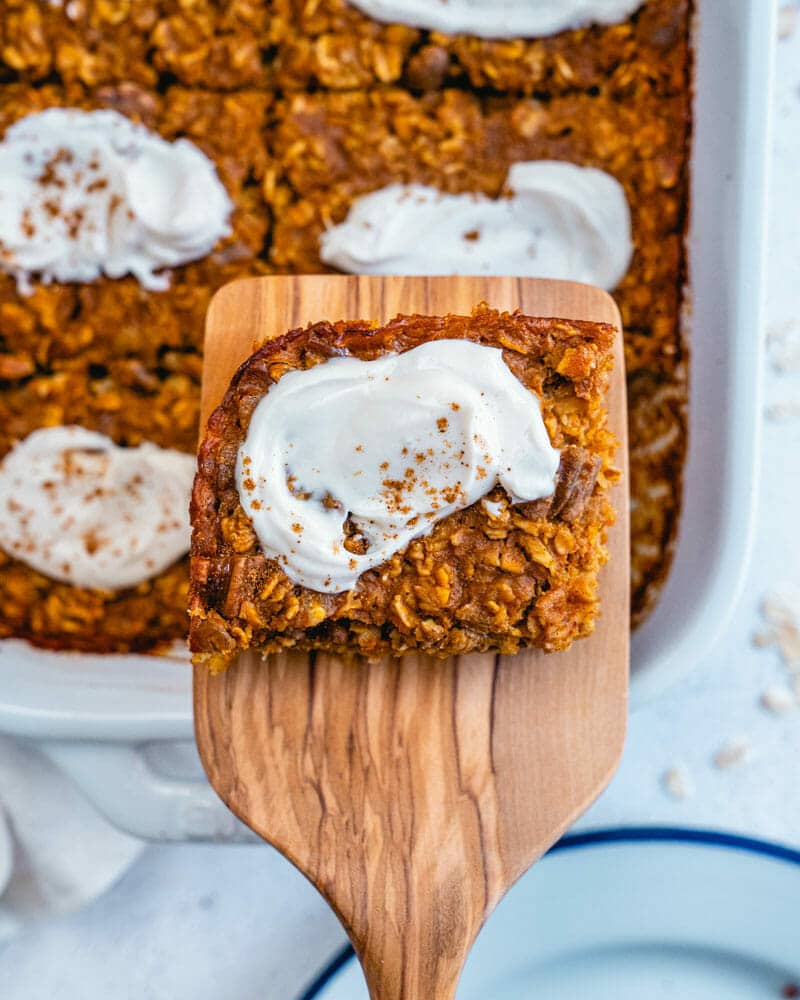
0,0,692,656
190,307,618,670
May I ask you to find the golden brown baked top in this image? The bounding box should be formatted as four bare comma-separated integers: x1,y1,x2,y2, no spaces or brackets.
0,1,270,89
268,0,689,95
189,307,618,670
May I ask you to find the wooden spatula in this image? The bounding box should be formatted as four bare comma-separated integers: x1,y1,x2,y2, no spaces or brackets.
194,275,629,1000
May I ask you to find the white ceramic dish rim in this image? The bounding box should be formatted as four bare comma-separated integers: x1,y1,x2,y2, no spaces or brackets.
301,826,800,1000
0,0,774,839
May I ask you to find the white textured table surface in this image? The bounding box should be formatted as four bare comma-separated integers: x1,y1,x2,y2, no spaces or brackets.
2,19,799,1000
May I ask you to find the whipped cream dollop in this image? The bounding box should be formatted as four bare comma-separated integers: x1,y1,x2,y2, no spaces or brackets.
0,426,196,589
237,339,560,593
320,161,632,291
345,0,644,38
0,108,232,293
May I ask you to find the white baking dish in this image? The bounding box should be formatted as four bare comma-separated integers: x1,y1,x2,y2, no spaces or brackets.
0,0,774,840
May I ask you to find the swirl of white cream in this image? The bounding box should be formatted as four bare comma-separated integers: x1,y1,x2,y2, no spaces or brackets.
0,108,232,294
345,0,645,38
0,426,196,589
237,339,560,593
320,161,632,292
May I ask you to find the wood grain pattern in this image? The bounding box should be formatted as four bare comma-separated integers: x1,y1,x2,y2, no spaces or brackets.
195,276,629,1000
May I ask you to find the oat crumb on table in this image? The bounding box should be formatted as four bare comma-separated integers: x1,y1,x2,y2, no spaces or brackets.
661,765,694,800
712,738,753,771
778,4,798,41
759,685,797,715
756,593,800,671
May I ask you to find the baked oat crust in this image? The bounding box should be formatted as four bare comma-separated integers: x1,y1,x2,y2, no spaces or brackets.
0,1,270,89
268,0,688,96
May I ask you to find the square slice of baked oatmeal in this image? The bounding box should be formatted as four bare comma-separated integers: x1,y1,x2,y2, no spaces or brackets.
267,86,688,353
190,307,619,670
